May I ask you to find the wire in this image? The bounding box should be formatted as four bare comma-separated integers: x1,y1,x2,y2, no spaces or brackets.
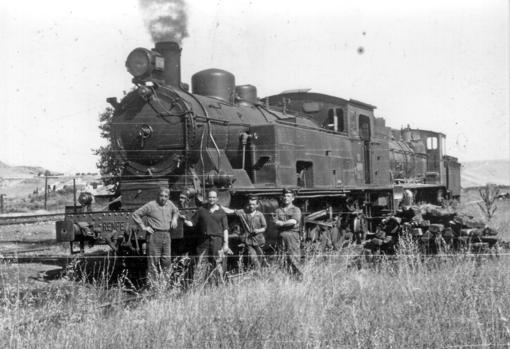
3,252,510,260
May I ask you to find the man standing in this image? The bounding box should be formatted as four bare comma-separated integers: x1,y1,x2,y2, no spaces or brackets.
171,191,191,256
132,187,179,282
274,189,302,277
222,196,267,270
184,190,231,272
178,192,190,210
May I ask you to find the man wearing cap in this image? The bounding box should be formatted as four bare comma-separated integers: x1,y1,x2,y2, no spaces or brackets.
274,189,303,277
132,187,179,282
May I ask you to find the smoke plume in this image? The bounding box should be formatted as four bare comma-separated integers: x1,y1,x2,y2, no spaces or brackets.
139,0,189,43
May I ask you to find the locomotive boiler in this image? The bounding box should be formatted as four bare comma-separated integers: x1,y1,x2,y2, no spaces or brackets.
55,41,461,255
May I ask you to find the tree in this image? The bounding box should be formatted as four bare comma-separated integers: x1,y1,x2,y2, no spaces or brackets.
477,183,500,223
93,107,123,185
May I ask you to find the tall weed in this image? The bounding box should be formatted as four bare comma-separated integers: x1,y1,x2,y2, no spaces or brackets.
1,252,509,348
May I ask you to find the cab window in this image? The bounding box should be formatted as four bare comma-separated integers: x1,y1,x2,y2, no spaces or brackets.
426,137,438,150
323,108,345,132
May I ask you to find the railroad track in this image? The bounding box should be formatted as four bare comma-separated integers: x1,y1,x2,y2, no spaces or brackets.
0,247,52,255
0,213,64,226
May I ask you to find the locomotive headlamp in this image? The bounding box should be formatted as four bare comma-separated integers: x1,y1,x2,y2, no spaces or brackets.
125,48,164,79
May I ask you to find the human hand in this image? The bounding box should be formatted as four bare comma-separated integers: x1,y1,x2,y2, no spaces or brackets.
144,226,154,234
275,220,283,227
221,245,233,255
170,220,178,229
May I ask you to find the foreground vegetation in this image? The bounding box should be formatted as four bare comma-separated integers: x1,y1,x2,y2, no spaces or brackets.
1,186,509,348
1,250,510,348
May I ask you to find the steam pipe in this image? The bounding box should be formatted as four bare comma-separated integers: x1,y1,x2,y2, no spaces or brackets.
240,132,250,170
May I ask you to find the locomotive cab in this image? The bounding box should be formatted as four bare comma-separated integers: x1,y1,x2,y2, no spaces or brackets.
401,128,445,185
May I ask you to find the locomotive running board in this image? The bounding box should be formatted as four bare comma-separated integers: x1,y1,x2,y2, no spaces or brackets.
230,187,349,198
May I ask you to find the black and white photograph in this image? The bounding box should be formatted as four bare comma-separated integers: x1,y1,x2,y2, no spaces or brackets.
1,0,509,347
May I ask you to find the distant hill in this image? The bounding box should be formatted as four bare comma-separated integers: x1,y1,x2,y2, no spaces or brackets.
0,160,50,178
462,159,510,188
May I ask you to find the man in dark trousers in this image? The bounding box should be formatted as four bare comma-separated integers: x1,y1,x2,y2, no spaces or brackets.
132,187,179,282
184,189,232,276
274,188,303,277
172,191,191,256
222,195,267,270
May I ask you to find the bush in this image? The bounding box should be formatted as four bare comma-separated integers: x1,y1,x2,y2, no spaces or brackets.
478,184,500,223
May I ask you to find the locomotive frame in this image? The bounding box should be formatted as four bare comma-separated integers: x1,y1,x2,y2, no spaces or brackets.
55,40,461,257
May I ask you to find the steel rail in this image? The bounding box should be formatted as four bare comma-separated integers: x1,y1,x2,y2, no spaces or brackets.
0,247,51,255
0,213,65,226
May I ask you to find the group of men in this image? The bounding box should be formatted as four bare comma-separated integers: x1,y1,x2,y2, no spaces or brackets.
132,187,302,283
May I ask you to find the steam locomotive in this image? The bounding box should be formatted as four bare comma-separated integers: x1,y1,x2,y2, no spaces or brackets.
55,41,461,255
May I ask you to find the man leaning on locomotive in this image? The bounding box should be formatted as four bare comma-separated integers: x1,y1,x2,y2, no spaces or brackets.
221,195,268,271
182,189,233,279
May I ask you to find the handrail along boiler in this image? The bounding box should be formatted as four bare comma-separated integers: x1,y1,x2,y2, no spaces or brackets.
55,41,461,255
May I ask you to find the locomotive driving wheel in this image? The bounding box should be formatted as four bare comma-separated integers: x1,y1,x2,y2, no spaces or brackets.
352,214,369,244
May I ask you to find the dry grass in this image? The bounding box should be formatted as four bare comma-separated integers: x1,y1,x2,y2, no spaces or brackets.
1,191,74,213
1,251,510,348
0,187,509,348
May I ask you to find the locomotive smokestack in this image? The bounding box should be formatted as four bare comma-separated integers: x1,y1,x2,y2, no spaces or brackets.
154,41,181,88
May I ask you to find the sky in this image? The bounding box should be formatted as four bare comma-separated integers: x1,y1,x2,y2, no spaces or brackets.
0,0,508,173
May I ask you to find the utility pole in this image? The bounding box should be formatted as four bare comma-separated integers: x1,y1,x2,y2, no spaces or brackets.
44,174,48,210
73,178,77,212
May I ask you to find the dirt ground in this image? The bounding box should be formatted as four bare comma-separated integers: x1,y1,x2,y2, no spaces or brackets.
0,223,64,289
0,222,117,291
